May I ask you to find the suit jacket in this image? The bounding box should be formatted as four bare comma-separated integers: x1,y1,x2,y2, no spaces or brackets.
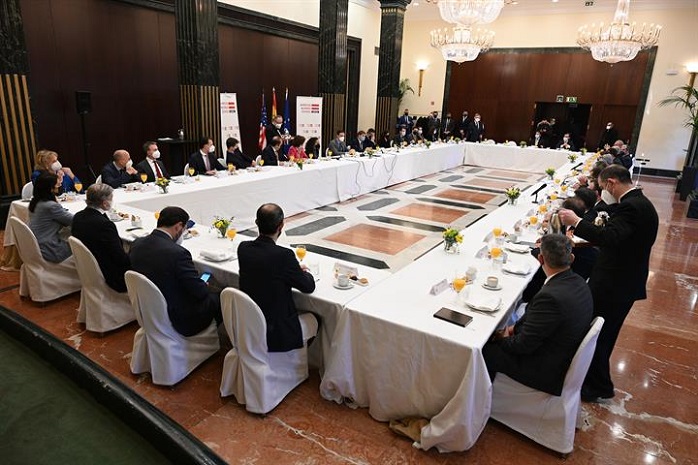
328,138,348,155
441,118,455,137
188,151,224,175
393,134,412,146
28,200,73,263
135,158,169,182
72,207,130,292
265,124,284,145
457,117,470,136
226,148,254,169
350,138,368,152
238,236,315,352
101,162,138,188
261,145,285,166
494,269,593,395
598,127,619,149
129,230,214,336
396,114,413,131
573,188,658,303
466,120,485,142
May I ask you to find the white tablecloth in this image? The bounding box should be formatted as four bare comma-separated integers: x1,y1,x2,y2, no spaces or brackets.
463,142,578,173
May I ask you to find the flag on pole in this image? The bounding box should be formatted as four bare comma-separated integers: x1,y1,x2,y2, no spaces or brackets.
258,90,268,152
271,87,278,119
282,88,292,155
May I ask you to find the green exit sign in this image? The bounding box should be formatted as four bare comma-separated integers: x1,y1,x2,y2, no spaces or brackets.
566,96,578,103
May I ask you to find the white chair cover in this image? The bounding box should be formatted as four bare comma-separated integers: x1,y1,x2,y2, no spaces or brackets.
124,271,219,386
68,237,135,333
9,217,81,302
21,182,33,200
219,287,312,414
490,316,605,454
217,157,225,167
183,163,190,175
95,175,102,184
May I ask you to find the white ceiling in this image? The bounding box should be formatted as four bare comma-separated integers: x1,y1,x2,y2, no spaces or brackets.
405,0,697,20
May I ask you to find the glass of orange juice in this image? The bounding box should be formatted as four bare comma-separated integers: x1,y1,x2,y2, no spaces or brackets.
529,215,539,228
227,163,234,173
154,211,160,220
490,246,503,260
561,184,568,193
140,173,148,183
295,245,307,262
188,166,195,177
538,204,548,214
73,181,83,193
550,193,558,201
453,271,467,303
226,227,237,241
492,227,502,238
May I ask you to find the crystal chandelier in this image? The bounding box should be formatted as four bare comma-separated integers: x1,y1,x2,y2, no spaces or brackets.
577,0,661,64
430,26,495,63
426,0,505,26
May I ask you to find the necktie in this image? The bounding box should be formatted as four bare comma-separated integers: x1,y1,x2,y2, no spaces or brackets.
203,154,210,171
154,160,162,178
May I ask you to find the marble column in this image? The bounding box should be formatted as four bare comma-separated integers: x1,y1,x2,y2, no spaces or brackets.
175,0,221,148
0,0,37,197
375,0,411,137
318,0,349,149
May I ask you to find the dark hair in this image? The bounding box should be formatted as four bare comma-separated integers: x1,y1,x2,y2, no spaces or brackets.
29,172,58,212
226,137,239,149
599,164,632,184
291,135,305,148
143,141,157,153
561,197,586,217
590,161,609,185
199,137,212,149
305,137,319,155
157,206,189,228
540,234,573,268
574,187,597,211
271,136,282,148
367,128,376,134
356,130,366,136
256,203,284,235
336,129,345,136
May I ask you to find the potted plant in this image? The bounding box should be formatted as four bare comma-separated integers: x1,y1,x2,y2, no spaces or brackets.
505,186,521,205
545,167,556,180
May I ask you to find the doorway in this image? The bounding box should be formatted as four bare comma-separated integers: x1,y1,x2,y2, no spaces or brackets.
533,102,592,150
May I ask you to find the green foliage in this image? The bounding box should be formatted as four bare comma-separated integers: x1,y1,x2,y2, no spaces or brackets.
658,85,698,131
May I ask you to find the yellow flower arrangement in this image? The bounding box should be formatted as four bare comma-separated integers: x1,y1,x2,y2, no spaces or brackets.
155,177,170,193
443,227,463,253
212,216,234,237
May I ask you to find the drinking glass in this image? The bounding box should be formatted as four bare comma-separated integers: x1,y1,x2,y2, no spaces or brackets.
188,167,195,177
492,227,503,238
453,272,467,304
73,181,83,193
538,204,548,214
490,246,503,260
140,173,148,183
227,163,234,173
550,193,558,201
295,245,307,262
226,228,237,241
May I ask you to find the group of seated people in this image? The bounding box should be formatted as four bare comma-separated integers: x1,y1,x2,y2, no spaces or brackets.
26,170,316,350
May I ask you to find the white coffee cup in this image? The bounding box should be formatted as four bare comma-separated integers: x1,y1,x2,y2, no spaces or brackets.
486,276,499,288
338,274,349,287
466,266,477,282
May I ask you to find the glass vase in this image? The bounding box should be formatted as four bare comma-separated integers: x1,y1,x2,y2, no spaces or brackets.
444,240,459,254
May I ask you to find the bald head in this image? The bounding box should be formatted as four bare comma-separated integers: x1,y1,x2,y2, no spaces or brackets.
256,203,285,237
113,150,131,168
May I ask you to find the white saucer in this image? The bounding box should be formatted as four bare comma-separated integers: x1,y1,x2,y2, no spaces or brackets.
482,283,502,291
333,281,353,290
200,252,234,262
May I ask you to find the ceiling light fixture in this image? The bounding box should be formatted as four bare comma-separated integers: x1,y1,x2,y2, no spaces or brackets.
425,0,505,26
430,26,495,63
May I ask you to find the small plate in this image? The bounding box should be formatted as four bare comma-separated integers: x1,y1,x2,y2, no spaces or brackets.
332,281,354,290
109,216,124,223
482,283,502,291
200,252,234,262
465,301,501,313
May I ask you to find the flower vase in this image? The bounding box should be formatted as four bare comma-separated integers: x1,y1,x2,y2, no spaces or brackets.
217,227,227,238
444,240,459,254
159,186,168,194
507,197,518,206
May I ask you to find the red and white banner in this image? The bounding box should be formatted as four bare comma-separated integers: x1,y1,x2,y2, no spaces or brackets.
220,93,242,151
296,96,323,146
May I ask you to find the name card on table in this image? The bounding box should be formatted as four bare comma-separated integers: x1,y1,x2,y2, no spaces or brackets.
430,279,449,295
334,262,358,278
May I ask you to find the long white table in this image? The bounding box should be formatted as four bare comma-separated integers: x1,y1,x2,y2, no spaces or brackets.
463,142,576,172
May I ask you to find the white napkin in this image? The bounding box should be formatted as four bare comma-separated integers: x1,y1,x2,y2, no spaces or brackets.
129,229,149,239
503,262,532,275
464,295,501,312
505,243,530,254
200,249,231,262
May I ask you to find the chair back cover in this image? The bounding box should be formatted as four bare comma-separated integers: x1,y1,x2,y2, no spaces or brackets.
68,237,134,333
95,175,102,184
9,217,80,302
21,182,33,200
125,270,219,386
219,287,308,414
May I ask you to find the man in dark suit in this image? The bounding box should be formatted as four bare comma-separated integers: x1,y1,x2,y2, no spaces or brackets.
427,111,440,141
350,130,370,152
188,137,224,175
135,141,169,182
238,203,318,352
466,113,485,142
396,109,413,132
129,206,222,337
265,115,287,146
484,234,593,396
71,184,130,293
441,112,455,140
597,122,619,150
559,164,658,401
261,136,286,166
457,111,470,139
101,149,139,188
392,126,412,146
225,137,255,169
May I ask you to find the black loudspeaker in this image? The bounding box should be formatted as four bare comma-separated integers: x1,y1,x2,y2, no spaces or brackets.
75,91,91,114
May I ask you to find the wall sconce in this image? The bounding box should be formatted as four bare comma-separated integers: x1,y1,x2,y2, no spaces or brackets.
416,62,429,96
687,62,698,89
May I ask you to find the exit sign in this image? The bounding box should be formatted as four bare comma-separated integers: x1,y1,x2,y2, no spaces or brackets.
566,96,578,103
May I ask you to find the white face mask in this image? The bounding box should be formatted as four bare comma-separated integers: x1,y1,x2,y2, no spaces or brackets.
606,125,612,130
358,136,365,142
176,228,187,245
339,136,345,142
563,137,569,142
50,161,62,172
475,118,481,122
274,123,282,129
601,189,617,205
126,159,133,169
400,131,406,136
208,145,215,153
152,150,161,159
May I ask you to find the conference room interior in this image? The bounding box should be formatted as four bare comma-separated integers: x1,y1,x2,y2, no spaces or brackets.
0,0,696,464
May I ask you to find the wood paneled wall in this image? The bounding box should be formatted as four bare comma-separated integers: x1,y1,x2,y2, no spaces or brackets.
446,49,653,150
20,0,319,182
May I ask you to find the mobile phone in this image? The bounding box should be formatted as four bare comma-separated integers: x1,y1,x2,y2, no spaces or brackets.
434,307,473,328
200,272,211,283
186,219,196,229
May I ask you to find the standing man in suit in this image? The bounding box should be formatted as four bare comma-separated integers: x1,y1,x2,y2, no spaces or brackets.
188,137,224,175
266,115,291,147
72,184,130,293
441,112,455,140
261,136,286,166
427,111,441,141
559,165,658,401
129,206,222,337
466,113,485,142
328,130,348,155
457,111,470,139
136,141,169,182
237,203,318,352
396,109,413,132
101,150,139,188
483,234,593,396
597,122,619,150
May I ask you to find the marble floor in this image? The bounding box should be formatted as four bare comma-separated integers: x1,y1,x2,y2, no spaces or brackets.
0,175,696,464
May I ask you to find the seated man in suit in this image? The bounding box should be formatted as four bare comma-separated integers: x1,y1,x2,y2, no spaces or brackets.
483,234,593,396
135,141,169,182
101,149,139,188
71,183,130,293
188,137,224,175
237,203,318,352
350,130,369,152
364,128,377,149
129,206,222,337
328,130,348,155
261,136,286,166
225,137,255,169
392,126,412,146
557,132,577,151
